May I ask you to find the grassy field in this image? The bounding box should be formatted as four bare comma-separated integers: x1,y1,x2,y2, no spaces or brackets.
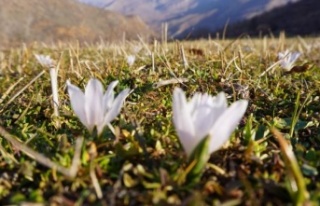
0,36,320,205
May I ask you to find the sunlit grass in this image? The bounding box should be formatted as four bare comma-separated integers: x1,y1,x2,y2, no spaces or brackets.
0,36,320,205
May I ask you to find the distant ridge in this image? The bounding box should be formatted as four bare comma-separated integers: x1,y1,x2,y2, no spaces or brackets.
0,0,153,47
214,0,320,38
78,0,299,39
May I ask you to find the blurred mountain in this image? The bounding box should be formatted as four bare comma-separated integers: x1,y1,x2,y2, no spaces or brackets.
78,0,299,38
0,0,153,47
214,0,320,37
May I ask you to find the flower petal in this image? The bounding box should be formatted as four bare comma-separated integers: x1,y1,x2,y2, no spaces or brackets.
172,88,196,156
127,55,136,66
191,92,228,140
289,52,301,63
189,92,227,113
104,88,130,124
208,100,248,154
84,78,104,132
103,80,118,113
278,50,289,59
278,51,301,71
35,54,55,68
67,80,87,128
210,92,228,108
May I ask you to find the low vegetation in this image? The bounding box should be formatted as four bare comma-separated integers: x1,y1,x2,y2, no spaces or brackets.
0,36,320,205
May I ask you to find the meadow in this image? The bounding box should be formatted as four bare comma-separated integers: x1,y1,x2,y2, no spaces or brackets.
0,36,320,205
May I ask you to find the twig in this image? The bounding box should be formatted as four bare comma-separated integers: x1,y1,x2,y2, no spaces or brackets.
153,78,189,88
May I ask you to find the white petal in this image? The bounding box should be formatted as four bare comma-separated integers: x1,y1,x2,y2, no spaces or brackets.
104,88,130,124
192,106,227,142
289,52,301,63
192,105,216,145
278,50,288,59
189,92,227,112
210,92,228,108
67,80,87,128
84,78,104,132
127,55,136,66
35,54,55,68
190,92,228,149
172,88,196,156
103,80,118,112
208,100,248,154
189,92,203,112
278,51,301,71
210,93,229,123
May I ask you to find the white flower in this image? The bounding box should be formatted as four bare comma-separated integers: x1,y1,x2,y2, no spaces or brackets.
172,88,248,157
126,55,136,67
67,78,130,135
278,50,301,71
132,45,142,54
35,54,55,68
35,54,59,116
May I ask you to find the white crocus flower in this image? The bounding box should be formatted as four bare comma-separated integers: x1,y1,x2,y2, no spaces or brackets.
35,54,55,68
172,87,248,157
67,78,130,136
126,55,136,67
278,50,301,71
35,54,59,116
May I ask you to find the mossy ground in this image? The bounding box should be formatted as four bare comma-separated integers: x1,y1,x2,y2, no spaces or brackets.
0,37,320,205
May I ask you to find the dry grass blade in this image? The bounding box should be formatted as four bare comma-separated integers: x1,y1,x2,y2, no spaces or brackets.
89,143,103,199
0,76,24,105
1,70,45,112
180,45,189,69
259,60,281,77
153,78,189,88
271,127,309,205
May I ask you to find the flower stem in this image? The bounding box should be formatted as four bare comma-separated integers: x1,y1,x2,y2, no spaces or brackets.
50,67,59,116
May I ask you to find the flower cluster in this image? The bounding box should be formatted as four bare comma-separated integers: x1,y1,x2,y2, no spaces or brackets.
65,77,248,164
35,50,249,166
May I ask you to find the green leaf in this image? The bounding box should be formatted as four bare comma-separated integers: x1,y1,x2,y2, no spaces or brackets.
273,117,313,131
10,193,26,204
301,164,318,176
123,173,138,188
186,135,210,184
243,113,255,145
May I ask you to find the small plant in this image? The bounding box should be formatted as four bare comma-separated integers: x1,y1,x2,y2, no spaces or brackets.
126,55,136,67
172,87,248,183
35,54,60,116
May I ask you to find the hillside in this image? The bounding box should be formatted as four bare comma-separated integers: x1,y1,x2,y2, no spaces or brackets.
0,0,153,47
214,0,320,38
78,0,299,38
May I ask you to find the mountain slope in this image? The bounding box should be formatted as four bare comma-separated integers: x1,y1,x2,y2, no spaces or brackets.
0,0,153,47
215,0,320,37
78,0,299,38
